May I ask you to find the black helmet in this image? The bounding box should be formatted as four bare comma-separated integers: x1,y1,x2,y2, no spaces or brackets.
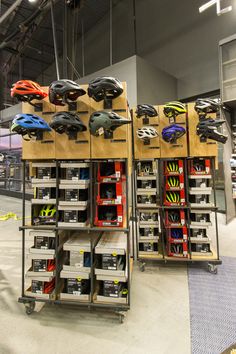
89,111,131,136
87,77,123,102
50,112,87,135
135,104,158,118
49,79,86,106
196,118,228,144
194,98,220,115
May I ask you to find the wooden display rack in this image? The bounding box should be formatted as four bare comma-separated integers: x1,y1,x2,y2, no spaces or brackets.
159,105,188,158
133,106,160,159
187,103,218,157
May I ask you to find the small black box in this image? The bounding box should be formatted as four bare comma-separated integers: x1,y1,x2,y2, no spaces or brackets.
102,254,117,270
37,187,51,200
31,280,43,293
66,168,80,180
103,280,122,298
64,210,77,223
33,259,47,272
35,236,55,249
67,278,90,295
65,189,79,202
37,167,52,179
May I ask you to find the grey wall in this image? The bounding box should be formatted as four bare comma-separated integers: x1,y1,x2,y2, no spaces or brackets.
78,56,137,107
136,56,177,104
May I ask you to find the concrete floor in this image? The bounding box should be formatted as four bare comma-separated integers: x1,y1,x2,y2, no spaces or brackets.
0,196,235,354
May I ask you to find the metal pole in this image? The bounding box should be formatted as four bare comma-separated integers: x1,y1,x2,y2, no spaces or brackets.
81,20,85,77
50,0,60,80
132,0,137,54
63,1,68,78
0,0,22,25
109,0,113,66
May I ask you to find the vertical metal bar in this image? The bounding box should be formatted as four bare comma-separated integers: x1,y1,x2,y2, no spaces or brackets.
109,0,113,66
132,0,137,54
212,157,220,260
21,160,26,297
50,0,60,80
55,160,59,293
185,158,192,260
125,158,130,307
63,1,68,78
81,20,85,77
159,159,166,260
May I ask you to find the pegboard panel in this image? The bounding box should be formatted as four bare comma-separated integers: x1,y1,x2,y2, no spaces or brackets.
90,82,131,159
159,104,188,158
22,90,56,160
187,102,218,157
55,84,91,159
133,105,160,159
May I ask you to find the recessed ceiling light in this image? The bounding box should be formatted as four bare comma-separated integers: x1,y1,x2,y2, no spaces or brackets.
199,0,232,16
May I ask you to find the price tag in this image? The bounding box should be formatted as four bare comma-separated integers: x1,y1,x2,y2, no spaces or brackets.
112,252,117,257
77,277,82,282
114,280,119,285
79,249,84,255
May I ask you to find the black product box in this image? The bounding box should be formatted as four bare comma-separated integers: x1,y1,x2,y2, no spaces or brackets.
35,236,55,250
37,187,51,200
103,280,122,298
102,254,118,270
64,210,77,223
31,280,43,293
67,278,90,295
66,168,80,180
65,189,79,202
33,259,47,272
37,167,53,179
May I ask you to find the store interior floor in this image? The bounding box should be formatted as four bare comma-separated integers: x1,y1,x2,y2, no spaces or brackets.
0,195,236,354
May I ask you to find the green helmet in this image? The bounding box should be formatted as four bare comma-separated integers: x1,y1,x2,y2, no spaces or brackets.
163,101,186,118
39,205,56,217
89,111,131,137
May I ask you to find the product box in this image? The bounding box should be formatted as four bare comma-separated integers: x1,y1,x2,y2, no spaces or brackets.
103,280,123,298
165,174,184,191
66,278,90,295
97,161,125,182
139,210,159,225
94,205,124,227
32,259,55,272
137,179,157,190
35,236,55,250
167,241,188,258
37,167,55,179
70,251,84,267
164,159,184,175
101,254,125,271
31,278,55,294
164,189,186,206
164,209,186,227
64,210,78,223
37,187,54,200
166,226,188,243
139,227,159,238
188,158,211,176
137,193,157,207
137,160,157,176
96,182,124,205
63,188,88,202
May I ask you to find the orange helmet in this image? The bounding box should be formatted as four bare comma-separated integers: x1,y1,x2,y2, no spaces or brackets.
11,80,47,102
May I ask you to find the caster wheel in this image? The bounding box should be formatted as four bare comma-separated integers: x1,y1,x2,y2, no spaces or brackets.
208,263,217,274
139,262,145,272
119,314,124,324
25,302,35,315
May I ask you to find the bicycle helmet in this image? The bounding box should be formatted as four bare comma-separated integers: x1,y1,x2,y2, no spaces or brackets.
11,113,51,138
136,126,158,141
196,118,228,144
49,79,86,106
39,205,56,217
0,153,4,162
168,211,180,223
162,124,186,143
11,80,47,103
166,161,179,172
87,77,123,102
166,191,180,203
163,101,186,118
171,229,182,239
135,104,158,118
49,112,86,135
89,111,131,136
167,176,180,187
194,98,220,115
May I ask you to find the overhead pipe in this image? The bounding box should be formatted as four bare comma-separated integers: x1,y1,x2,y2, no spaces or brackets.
0,0,22,26
50,0,60,80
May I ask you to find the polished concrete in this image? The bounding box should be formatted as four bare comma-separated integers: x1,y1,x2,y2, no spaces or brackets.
0,196,235,354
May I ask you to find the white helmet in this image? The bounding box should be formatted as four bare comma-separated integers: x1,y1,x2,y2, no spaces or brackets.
0,153,4,162
136,126,158,140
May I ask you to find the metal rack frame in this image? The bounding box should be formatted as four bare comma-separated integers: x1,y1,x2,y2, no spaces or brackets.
18,158,131,322
133,157,221,273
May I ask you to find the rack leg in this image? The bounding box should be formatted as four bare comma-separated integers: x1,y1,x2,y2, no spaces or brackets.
208,263,218,274
139,261,146,272
24,301,35,315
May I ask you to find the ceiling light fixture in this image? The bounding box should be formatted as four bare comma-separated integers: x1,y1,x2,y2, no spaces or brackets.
28,0,37,3
199,0,232,16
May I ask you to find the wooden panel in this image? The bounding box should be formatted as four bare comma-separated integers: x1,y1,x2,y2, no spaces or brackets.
133,105,160,159
22,92,56,160
187,102,218,157
90,82,131,159
55,84,91,159
159,104,188,158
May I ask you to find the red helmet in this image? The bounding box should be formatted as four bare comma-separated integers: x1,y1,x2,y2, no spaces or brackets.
11,80,47,102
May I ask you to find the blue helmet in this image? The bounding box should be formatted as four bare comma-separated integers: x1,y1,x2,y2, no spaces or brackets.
11,113,51,138
162,124,186,143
